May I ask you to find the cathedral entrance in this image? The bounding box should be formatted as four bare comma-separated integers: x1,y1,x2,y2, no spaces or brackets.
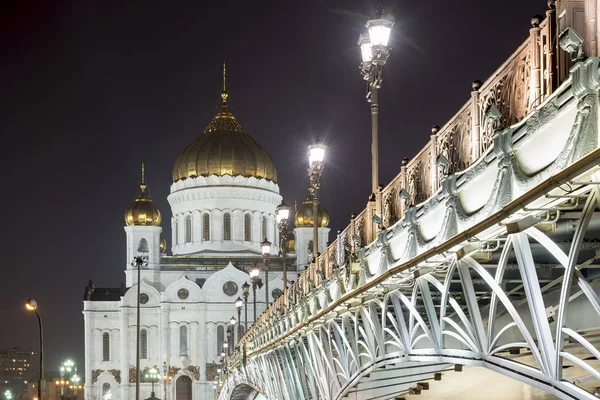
176,375,192,400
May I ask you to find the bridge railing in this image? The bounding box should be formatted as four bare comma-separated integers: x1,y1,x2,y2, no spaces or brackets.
232,4,560,359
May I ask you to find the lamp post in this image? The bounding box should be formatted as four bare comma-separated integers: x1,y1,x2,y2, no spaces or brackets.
249,265,260,322
358,5,394,216
241,283,249,329
235,296,243,344
261,239,271,307
144,366,159,398
308,139,326,278
4,390,12,400
59,359,75,396
132,256,147,400
25,299,43,400
230,315,237,348
276,201,290,293
162,361,169,400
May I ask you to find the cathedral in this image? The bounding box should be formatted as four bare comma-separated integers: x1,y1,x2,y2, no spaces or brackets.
82,65,330,400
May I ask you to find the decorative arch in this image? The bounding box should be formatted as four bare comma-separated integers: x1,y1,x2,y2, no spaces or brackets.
176,375,192,400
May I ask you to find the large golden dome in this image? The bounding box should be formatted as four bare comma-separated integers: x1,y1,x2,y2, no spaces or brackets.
125,164,162,226
172,64,277,183
295,193,330,228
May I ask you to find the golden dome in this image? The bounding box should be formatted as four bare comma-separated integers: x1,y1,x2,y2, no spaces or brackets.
295,193,330,228
172,63,277,183
160,237,167,253
125,164,162,227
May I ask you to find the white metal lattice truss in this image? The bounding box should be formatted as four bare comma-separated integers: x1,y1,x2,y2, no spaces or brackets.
219,59,600,400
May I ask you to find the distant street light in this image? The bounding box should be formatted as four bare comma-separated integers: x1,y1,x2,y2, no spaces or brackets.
241,283,250,329
308,139,326,277
358,5,394,218
261,239,271,307
4,390,13,400
235,297,243,345
25,299,43,400
276,201,291,293
131,256,147,400
249,265,261,322
144,367,160,398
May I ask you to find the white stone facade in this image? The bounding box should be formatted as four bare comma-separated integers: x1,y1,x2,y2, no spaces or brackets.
168,175,282,255
84,173,328,400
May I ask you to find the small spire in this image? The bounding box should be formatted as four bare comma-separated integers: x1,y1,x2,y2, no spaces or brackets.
221,62,228,104
140,162,147,192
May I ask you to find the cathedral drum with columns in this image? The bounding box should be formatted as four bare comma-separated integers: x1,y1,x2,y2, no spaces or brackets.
82,66,330,400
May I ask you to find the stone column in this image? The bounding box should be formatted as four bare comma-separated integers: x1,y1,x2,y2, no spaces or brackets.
585,0,598,56
471,80,482,163
529,16,543,108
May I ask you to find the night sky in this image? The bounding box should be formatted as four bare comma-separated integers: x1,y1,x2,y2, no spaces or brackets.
1,0,546,372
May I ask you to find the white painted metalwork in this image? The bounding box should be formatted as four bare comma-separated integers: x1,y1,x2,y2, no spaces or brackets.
218,58,600,400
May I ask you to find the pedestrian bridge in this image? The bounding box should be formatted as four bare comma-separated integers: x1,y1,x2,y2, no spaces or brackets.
218,8,600,400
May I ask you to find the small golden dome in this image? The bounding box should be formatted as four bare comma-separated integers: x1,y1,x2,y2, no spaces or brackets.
125,163,162,227
160,237,167,253
172,63,277,183
295,193,330,228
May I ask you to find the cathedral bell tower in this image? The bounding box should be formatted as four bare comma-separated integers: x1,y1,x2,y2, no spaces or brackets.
293,191,330,268
124,163,162,276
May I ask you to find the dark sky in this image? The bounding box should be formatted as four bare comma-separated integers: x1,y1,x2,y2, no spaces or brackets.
1,0,546,372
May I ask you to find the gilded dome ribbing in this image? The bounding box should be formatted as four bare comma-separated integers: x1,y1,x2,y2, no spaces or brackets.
125,164,162,227
295,193,330,228
172,63,277,183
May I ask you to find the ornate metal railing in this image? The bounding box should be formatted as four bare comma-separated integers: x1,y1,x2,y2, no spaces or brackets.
235,5,560,346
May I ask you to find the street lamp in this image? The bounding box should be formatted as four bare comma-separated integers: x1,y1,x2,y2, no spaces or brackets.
276,201,291,292
261,239,271,307
25,299,43,400
241,283,249,329
230,315,237,346
249,264,261,322
358,5,394,217
308,139,326,276
235,297,243,345
131,256,147,400
59,359,75,396
144,367,160,398
4,390,12,400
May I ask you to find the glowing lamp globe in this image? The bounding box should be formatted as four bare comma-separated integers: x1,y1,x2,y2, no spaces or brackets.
366,17,394,47
358,33,373,63
261,239,271,255
276,201,291,223
308,142,326,167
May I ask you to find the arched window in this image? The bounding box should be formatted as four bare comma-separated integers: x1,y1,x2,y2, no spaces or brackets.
102,383,111,400
180,326,188,356
140,329,148,359
175,219,179,245
203,214,210,241
262,216,268,241
244,214,252,241
217,325,224,355
223,213,231,240
102,332,110,361
185,215,192,243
